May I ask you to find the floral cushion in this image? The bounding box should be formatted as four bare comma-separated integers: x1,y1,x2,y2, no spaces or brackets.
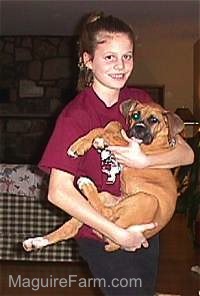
0,164,49,198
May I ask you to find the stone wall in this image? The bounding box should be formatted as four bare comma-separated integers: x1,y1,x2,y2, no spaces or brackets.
0,36,78,163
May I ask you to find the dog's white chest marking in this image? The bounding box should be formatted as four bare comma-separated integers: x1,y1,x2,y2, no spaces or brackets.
99,148,121,184
93,137,121,184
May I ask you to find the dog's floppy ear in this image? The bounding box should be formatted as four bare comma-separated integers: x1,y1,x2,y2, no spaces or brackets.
164,111,185,146
120,99,138,117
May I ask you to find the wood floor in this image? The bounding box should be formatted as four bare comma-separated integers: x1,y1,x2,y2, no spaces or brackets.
0,213,199,296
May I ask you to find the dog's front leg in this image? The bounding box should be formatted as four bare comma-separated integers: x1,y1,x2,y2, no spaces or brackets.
77,177,114,219
67,121,125,158
67,128,105,157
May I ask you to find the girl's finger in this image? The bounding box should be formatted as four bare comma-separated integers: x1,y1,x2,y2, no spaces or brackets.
129,222,157,233
142,240,149,248
108,146,126,152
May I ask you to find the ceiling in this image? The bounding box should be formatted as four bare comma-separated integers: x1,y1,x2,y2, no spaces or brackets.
1,0,199,36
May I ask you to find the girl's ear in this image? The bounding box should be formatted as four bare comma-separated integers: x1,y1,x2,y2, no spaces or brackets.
83,52,93,69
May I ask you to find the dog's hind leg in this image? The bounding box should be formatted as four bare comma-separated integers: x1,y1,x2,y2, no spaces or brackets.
105,193,159,252
23,218,82,252
113,193,158,225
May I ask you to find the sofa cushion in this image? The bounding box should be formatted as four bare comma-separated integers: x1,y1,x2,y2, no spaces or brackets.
0,164,48,198
0,193,81,262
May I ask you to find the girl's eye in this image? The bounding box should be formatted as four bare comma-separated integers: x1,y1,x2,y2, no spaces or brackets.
131,112,141,121
105,55,115,61
123,54,133,61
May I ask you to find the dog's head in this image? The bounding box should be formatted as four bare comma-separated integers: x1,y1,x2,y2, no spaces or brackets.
120,99,184,146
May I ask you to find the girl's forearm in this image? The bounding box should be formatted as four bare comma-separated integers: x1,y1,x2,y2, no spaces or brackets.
146,135,194,169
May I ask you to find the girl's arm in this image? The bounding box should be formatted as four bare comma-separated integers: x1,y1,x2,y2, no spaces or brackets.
108,132,194,169
48,168,156,251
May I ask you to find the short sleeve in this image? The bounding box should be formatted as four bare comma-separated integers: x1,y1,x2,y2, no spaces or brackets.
39,109,90,175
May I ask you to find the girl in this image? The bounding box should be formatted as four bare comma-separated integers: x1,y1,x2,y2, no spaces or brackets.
39,12,194,296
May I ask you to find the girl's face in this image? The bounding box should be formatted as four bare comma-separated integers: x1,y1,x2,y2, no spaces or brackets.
86,32,134,92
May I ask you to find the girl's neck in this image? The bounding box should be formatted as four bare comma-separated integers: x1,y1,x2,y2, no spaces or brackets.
92,84,120,107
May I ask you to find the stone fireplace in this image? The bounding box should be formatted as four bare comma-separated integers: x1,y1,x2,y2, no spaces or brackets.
0,36,78,163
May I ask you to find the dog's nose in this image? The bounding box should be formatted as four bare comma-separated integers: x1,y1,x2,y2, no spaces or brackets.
127,123,153,144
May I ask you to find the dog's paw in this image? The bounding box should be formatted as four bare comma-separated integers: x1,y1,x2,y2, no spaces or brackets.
101,207,114,220
77,177,93,190
67,148,78,158
23,237,49,252
93,137,106,149
67,139,92,158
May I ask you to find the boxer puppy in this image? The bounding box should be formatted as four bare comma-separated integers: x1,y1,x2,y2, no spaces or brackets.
23,100,184,252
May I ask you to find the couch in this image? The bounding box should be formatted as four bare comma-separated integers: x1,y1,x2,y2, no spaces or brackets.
0,164,81,262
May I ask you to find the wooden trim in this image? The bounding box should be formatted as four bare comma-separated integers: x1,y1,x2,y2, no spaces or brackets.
128,84,165,106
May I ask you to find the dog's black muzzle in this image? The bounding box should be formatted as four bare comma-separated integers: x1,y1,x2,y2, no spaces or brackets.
127,122,153,145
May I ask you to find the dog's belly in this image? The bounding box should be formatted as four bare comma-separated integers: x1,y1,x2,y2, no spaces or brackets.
120,167,177,199
119,167,178,237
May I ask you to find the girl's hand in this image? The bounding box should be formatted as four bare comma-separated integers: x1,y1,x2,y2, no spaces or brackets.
108,130,149,169
114,222,157,251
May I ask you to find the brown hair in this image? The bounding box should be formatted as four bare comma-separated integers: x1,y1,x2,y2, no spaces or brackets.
76,11,135,91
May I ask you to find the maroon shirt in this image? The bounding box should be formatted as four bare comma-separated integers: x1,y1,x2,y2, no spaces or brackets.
39,87,152,240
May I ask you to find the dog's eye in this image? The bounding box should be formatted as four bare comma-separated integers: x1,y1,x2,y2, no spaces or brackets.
148,115,159,124
131,112,141,121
